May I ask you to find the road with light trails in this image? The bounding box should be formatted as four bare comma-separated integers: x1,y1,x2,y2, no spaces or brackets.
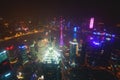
0,29,44,42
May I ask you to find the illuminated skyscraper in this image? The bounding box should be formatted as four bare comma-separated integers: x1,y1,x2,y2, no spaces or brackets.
69,39,78,66
89,17,94,29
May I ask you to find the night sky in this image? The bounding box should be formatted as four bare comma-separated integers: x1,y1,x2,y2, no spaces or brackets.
0,0,120,25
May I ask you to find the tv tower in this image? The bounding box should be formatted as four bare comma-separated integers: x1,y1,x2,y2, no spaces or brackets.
60,17,64,47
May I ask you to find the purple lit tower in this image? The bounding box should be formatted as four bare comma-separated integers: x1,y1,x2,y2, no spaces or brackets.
89,17,94,29
60,17,64,47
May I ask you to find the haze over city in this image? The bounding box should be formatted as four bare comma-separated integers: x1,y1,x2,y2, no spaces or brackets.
0,0,120,80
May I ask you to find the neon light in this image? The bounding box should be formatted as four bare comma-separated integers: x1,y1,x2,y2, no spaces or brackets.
6,47,10,50
112,35,115,37
10,45,14,50
0,50,7,55
74,27,77,32
90,37,93,40
89,17,94,29
97,32,101,35
106,38,111,41
69,41,78,45
5,72,11,77
93,41,100,45
105,33,109,36
3,50,6,53
6,45,14,50
18,45,27,49
93,32,97,35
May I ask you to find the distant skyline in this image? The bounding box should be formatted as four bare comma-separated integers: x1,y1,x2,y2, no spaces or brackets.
0,0,120,26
